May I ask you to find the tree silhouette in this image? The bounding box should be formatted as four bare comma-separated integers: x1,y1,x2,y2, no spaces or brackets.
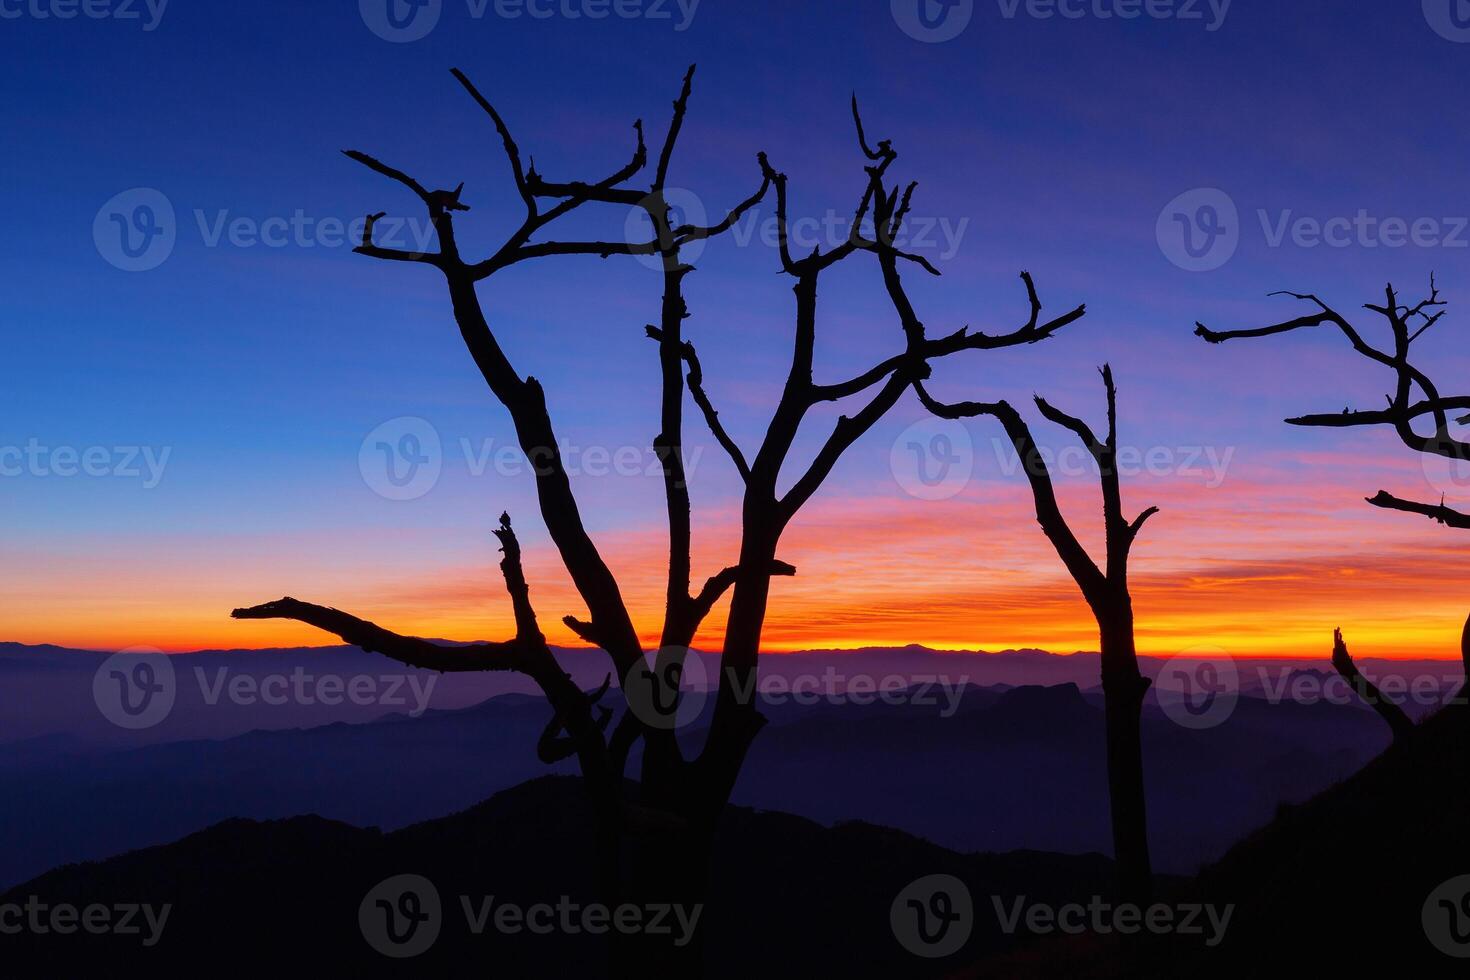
1196,278,1470,725
1331,627,1414,742
232,67,1085,976
916,364,1157,902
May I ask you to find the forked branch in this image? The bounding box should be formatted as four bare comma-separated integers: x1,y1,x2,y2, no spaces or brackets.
233,514,548,676
1196,280,1470,460
645,325,751,481
1196,279,1470,528
915,382,1106,596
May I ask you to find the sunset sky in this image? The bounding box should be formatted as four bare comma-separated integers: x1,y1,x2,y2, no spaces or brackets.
4,0,1469,659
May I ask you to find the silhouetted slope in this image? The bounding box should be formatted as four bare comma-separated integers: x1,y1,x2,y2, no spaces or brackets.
962,703,1470,977
0,776,1119,978
1189,701,1470,975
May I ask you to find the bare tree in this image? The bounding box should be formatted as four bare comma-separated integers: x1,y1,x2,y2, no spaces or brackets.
1196,278,1470,724
916,364,1157,903
233,67,1085,976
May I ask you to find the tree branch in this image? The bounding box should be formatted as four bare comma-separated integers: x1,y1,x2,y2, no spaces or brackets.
1197,280,1470,526
353,211,441,266
492,512,542,642
780,369,914,520
1034,394,1105,459
471,239,662,279
654,64,695,191
692,559,796,622
1366,491,1470,528
1128,506,1161,542
1194,312,1334,345
810,272,1085,402
440,275,643,674
915,382,1105,596
851,92,888,162
537,674,614,763
450,67,534,217
1286,396,1470,428
231,512,559,674
645,325,751,481
342,150,444,210
1331,628,1415,743
231,598,531,672
674,156,771,244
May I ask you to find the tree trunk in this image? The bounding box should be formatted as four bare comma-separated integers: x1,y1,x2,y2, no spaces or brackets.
605,545,780,979
1461,610,1469,694
1098,608,1153,905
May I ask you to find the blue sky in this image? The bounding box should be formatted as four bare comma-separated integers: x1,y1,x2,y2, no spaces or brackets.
4,0,1470,654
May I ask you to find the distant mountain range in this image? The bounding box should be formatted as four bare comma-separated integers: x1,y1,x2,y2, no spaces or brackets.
3,640,1458,746
2,640,1464,974
0,635,1430,886
7,704,1467,976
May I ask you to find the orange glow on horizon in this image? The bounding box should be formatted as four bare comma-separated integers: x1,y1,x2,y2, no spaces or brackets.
6,471,1468,662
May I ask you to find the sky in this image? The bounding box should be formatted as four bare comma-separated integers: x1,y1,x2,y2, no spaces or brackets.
3,0,1470,659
